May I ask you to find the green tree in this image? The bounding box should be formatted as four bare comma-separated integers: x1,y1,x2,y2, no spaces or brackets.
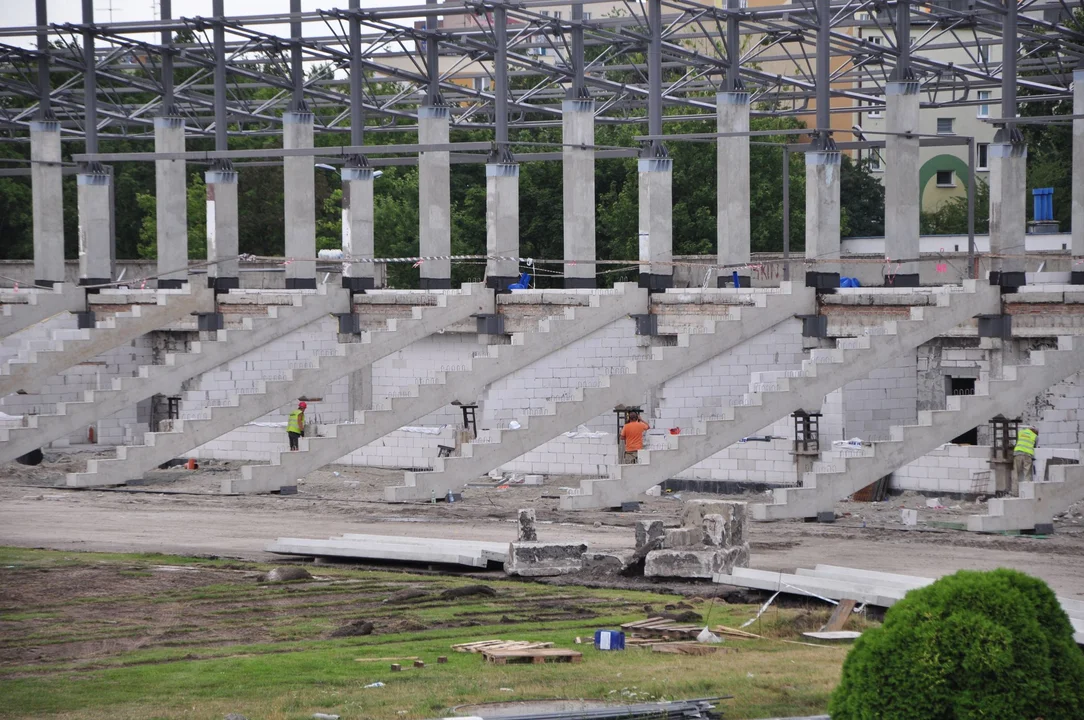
920,179,989,235
840,155,885,238
830,568,1084,720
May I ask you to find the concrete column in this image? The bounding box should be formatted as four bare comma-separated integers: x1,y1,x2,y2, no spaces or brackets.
563,99,596,288
988,137,1028,285
884,82,921,287
77,168,114,285
341,166,376,292
1072,69,1084,284
205,168,240,290
284,111,316,288
486,162,520,290
419,106,452,289
638,157,673,291
154,116,188,288
30,120,64,286
804,150,842,288
717,92,750,288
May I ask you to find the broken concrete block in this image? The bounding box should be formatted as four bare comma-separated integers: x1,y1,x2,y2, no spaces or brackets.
504,542,587,577
681,500,748,547
635,519,665,552
518,508,538,541
583,551,632,575
701,514,726,547
718,543,750,574
902,509,918,526
645,549,728,579
663,527,700,548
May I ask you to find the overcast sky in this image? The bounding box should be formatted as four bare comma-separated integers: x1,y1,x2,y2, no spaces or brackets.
3,1,429,45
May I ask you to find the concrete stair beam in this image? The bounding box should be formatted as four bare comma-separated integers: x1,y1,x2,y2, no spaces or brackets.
752,336,1084,520
0,285,213,398
0,287,351,464
714,567,909,607
336,533,509,561
232,284,649,494
387,283,815,501
967,463,1084,533
64,286,494,488
561,281,1000,509
0,284,85,338
266,537,501,567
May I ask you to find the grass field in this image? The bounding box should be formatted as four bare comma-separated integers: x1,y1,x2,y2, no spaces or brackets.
0,547,861,719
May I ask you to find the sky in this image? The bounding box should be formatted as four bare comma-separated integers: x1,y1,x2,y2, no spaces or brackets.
2,0,429,46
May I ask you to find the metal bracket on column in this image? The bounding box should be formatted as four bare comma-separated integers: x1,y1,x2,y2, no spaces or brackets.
195,312,225,332
336,312,362,335
632,313,658,336
977,314,1012,340
1072,269,1084,285
157,279,187,290
473,313,505,335
76,311,97,329
887,274,920,288
207,276,240,293
804,271,840,292
988,271,1026,293
798,314,828,338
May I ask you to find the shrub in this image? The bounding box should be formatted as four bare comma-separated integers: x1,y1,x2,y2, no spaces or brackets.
829,568,1084,720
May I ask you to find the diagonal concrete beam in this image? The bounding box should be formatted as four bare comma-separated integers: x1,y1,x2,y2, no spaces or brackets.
753,336,1084,521
65,285,494,487
562,282,1001,509
386,283,814,501
231,284,649,493
0,284,214,398
0,286,351,464
0,284,84,338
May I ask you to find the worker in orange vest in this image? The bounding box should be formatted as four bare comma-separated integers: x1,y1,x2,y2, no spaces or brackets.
620,412,650,465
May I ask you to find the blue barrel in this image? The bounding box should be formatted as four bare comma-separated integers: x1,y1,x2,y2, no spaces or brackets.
594,630,625,650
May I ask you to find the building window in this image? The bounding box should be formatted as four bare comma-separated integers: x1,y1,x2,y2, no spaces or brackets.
977,91,990,118
936,170,956,187
867,102,882,119
868,152,883,172
936,117,955,135
552,10,562,19
583,11,592,19
977,143,989,170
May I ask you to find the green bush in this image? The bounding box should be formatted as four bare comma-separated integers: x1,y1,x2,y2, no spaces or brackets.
829,569,1084,720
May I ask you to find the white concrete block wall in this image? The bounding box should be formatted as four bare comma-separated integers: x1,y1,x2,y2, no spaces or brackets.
842,350,918,441
0,313,76,365
1033,372,1083,448
498,432,617,477
891,443,994,494
371,333,480,428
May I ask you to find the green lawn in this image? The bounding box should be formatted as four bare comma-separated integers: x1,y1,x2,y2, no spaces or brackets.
0,547,855,720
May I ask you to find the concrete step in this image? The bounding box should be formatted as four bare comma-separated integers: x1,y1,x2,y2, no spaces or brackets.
752,336,1084,520
386,283,814,501
0,284,84,338
561,281,1000,509
0,286,351,464
967,463,1084,533
0,284,213,399
231,284,649,494
64,285,494,488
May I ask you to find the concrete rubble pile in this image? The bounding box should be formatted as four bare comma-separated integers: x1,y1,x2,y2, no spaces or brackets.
642,500,751,579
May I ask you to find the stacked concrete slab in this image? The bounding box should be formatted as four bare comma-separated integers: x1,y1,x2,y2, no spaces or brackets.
562,282,1001,509
385,283,814,501
752,335,1084,521
234,285,647,493
0,286,350,464
65,285,493,488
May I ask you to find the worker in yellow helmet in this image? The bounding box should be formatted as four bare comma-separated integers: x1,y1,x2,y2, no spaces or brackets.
1011,425,1038,496
287,401,307,452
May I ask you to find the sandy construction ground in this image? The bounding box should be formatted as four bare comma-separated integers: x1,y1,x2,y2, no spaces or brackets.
2,449,1083,600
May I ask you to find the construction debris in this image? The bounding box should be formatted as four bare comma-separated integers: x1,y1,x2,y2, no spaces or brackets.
482,648,583,664
267,533,508,568
452,640,556,653
504,542,587,577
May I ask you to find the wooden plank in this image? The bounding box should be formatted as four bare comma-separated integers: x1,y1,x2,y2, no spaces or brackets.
650,643,732,656
713,624,760,639
822,599,856,632
482,648,582,665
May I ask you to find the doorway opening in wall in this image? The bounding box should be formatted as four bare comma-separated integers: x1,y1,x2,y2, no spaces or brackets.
947,377,978,444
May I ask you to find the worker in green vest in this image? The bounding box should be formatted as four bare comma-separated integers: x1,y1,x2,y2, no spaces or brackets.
1011,425,1038,496
287,401,307,452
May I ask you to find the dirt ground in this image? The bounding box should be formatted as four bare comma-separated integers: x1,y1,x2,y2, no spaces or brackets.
2,449,1084,601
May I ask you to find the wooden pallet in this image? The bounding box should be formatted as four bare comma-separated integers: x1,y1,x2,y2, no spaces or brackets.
620,617,701,639
482,648,583,665
452,640,555,654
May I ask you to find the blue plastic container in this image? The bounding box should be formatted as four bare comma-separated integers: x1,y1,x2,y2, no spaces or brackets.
594,630,625,650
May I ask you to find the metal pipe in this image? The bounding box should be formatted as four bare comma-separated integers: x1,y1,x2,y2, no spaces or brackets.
425,0,440,105
494,2,509,151
571,2,586,98
815,0,830,147
895,0,910,78
290,0,304,110
213,0,228,152
1002,0,1018,130
726,0,741,92
782,145,790,281
349,0,364,146
647,0,663,151
967,137,976,278
161,0,173,114
82,0,97,154
36,0,50,118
